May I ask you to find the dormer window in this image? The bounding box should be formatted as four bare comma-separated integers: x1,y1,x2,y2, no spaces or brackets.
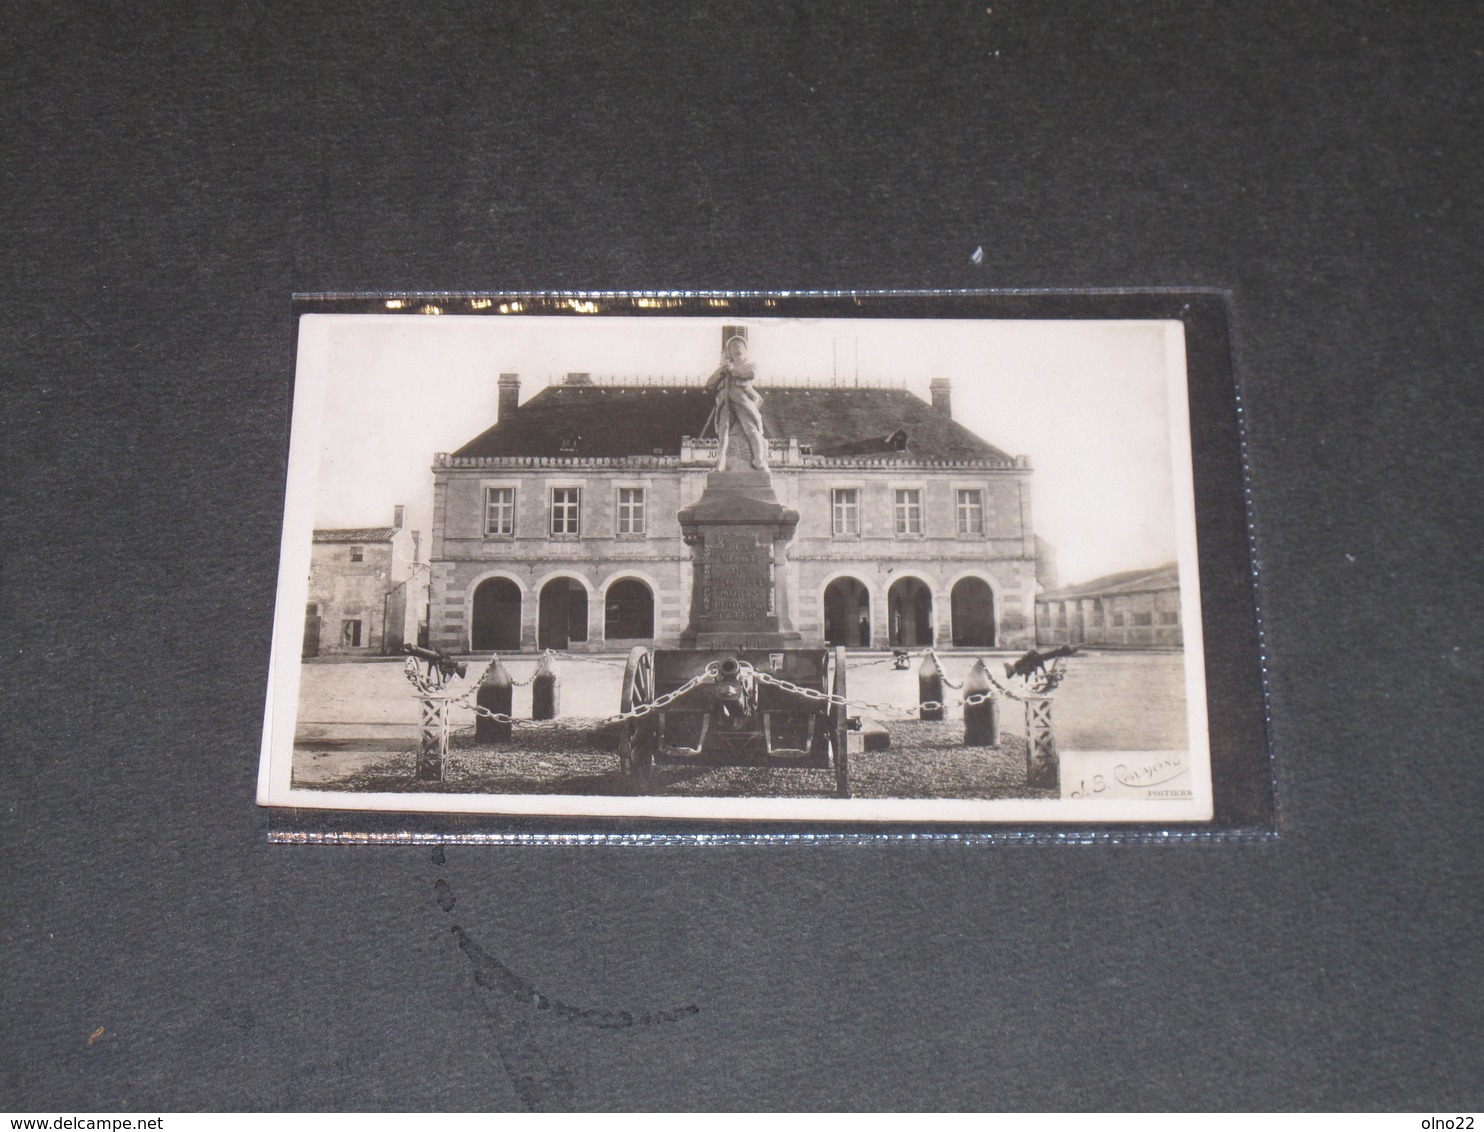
559,433,581,453
349,546,364,562
887,428,909,452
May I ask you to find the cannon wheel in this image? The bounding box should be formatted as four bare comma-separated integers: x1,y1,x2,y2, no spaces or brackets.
618,645,655,786
829,645,850,797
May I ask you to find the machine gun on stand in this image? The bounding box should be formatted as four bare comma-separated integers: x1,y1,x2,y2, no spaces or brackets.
402,644,467,686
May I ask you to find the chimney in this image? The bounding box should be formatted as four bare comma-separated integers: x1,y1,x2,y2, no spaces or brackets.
564,372,593,385
498,373,520,419
929,378,953,418
393,504,405,529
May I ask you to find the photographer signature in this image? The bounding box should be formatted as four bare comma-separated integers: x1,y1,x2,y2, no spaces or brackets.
1115,754,1185,788
1069,754,1188,798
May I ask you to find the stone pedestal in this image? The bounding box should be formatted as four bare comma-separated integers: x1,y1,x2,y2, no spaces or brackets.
677,469,803,650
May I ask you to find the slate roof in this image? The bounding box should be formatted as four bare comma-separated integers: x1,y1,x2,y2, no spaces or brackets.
313,527,399,543
451,384,1014,462
1038,563,1181,602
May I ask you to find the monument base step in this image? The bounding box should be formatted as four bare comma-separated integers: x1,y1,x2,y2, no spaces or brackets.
678,630,804,651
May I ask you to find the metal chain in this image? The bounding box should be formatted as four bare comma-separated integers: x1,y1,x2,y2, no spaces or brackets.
408,650,1052,726
403,657,449,697
464,704,566,723
464,705,519,723
981,668,1036,702
446,667,719,725
842,654,899,669
915,647,1072,702
752,670,922,718
618,666,719,722
923,649,965,689
755,667,1001,714
981,660,1067,702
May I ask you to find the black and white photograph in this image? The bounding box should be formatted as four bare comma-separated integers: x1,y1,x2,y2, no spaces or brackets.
260,296,1213,823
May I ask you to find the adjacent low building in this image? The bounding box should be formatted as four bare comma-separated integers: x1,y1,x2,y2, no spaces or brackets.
304,506,428,658
1035,562,1183,649
427,332,1049,654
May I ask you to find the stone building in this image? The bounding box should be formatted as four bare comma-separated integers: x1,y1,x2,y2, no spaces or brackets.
1035,562,1183,649
304,506,428,658
427,352,1043,655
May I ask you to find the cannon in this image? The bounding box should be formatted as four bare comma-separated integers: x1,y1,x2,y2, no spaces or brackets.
616,645,851,797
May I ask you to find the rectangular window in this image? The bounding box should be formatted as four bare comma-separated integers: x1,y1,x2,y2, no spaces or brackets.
341,619,362,647
1132,611,1154,627
550,487,580,535
956,489,984,535
617,488,646,535
349,545,363,562
1158,610,1180,626
1111,612,1126,627
894,489,922,535
484,487,515,536
832,488,860,535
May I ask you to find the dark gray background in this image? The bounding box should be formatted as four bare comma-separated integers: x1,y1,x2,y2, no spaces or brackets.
3,0,1480,1111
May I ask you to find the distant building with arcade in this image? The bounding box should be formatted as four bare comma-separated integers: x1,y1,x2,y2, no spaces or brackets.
1035,562,1183,649
426,331,1049,655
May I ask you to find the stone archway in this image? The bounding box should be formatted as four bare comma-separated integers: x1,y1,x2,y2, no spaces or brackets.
538,577,589,651
604,578,655,641
471,577,522,651
888,577,934,648
823,576,872,647
950,576,997,647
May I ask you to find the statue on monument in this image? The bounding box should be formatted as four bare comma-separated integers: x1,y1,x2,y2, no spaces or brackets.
703,332,769,471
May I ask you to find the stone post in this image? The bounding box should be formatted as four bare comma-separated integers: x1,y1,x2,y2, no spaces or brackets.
918,652,946,721
476,658,513,744
962,659,999,746
531,653,560,720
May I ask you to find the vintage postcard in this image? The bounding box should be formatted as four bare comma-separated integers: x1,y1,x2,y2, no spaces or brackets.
259,294,1220,824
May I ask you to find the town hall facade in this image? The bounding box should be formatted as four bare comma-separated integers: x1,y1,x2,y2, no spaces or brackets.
427,340,1043,655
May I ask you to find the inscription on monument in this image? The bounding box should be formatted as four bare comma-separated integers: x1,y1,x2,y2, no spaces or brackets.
701,531,774,621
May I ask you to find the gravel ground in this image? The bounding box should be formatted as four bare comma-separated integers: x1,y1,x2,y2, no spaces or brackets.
296,716,1050,800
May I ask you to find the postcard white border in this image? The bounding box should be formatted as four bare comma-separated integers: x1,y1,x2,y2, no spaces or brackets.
259,312,1213,824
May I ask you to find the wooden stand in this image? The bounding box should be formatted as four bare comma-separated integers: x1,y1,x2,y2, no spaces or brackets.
1025,695,1058,790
